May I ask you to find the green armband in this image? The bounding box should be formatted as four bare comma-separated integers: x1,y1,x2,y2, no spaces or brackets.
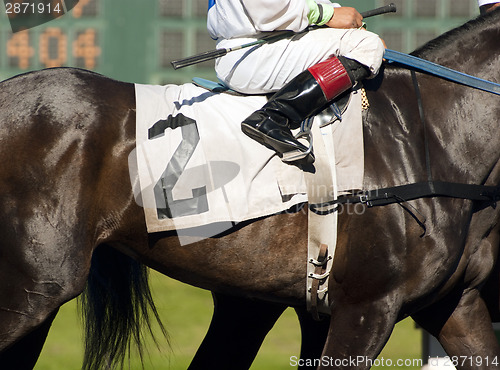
307,0,335,26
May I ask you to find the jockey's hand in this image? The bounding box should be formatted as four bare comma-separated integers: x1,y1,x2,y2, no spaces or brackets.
325,7,363,29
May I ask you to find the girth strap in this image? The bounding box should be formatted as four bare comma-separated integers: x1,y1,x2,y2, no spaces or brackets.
310,181,500,214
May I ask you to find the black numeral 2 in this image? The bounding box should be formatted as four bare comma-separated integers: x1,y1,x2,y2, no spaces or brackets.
148,114,208,219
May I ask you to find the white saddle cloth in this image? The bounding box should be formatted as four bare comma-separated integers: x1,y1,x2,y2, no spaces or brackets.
132,83,364,243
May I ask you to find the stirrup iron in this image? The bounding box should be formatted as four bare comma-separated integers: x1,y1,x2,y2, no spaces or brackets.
281,118,314,163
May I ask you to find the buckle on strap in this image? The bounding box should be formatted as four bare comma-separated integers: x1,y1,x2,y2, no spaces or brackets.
309,271,330,280
309,255,332,267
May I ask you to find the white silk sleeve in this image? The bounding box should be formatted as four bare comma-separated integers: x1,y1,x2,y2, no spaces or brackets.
241,0,310,32
478,0,498,5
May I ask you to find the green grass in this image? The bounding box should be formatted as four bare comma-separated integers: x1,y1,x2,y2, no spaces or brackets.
34,270,422,369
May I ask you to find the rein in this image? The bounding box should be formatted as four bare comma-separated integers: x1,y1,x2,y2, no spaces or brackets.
384,49,500,96
310,50,500,224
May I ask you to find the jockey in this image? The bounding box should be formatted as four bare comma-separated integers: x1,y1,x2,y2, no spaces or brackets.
207,0,385,164
478,0,500,13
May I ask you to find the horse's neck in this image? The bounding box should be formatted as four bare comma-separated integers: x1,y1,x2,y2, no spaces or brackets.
427,14,500,184
366,12,500,188
364,54,500,190
414,11,500,82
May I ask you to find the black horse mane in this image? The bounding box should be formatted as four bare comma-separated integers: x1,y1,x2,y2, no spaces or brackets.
412,7,500,59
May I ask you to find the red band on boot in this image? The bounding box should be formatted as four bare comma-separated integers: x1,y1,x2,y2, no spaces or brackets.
308,57,353,101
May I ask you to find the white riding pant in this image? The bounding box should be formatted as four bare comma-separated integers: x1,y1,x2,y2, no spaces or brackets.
215,27,385,94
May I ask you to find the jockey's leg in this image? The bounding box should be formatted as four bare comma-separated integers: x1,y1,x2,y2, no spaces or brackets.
241,56,370,164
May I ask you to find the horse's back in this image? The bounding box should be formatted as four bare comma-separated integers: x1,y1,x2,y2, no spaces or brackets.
0,68,134,126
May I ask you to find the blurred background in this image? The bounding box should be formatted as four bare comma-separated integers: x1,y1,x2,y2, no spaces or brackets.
0,0,486,369
0,0,482,84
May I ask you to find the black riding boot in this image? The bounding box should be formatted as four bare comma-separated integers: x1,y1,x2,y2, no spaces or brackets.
241,56,370,164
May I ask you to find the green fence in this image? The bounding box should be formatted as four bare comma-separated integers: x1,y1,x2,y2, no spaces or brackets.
0,0,482,84
358,0,480,52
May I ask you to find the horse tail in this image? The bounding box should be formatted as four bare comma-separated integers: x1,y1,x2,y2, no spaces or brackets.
79,245,168,370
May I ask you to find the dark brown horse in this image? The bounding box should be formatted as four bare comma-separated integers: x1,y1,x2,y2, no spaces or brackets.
1,9,500,370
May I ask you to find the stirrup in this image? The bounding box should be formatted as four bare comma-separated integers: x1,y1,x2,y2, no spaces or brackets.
281,118,314,163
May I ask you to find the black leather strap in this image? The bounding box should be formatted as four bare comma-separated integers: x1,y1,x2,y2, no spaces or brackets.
411,71,434,183
310,181,500,215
